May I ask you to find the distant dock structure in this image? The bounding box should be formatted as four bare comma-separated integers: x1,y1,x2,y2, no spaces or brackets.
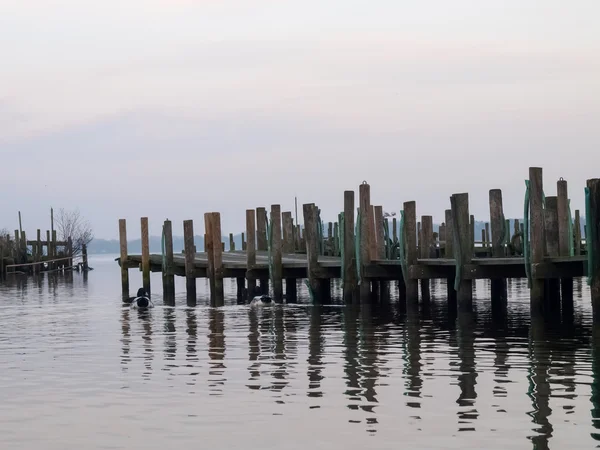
116,167,600,321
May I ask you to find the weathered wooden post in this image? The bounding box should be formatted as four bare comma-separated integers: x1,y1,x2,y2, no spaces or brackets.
544,196,561,311
374,205,386,297
587,179,600,321
162,220,175,303
469,215,475,254
82,243,89,271
183,219,196,306
404,201,418,302
229,233,235,252
392,218,397,243
52,230,57,268
212,212,224,307
46,230,51,269
333,222,339,256
489,189,507,308
271,205,283,302
282,211,296,302
119,219,129,299
35,229,41,274
575,210,581,255
343,190,357,303
67,237,73,268
141,217,150,295
303,203,323,302
359,183,372,300
485,223,490,249
327,222,333,256
256,206,268,294
557,178,573,303
445,209,457,304
246,209,257,300
450,193,472,310
529,167,545,312
241,232,246,251
420,215,433,301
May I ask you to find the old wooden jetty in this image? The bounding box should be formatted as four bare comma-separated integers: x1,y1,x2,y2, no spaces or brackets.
116,167,600,320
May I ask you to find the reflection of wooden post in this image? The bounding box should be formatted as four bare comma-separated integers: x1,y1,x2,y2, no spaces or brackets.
141,217,150,295
183,219,196,307
119,219,129,299
246,209,256,300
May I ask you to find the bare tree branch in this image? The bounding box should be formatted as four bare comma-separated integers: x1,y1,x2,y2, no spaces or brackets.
55,208,94,257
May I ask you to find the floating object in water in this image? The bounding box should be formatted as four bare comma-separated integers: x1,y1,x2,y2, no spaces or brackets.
125,288,154,309
250,294,272,306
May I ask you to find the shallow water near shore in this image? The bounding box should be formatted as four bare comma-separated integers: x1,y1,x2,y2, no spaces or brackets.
0,254,599,449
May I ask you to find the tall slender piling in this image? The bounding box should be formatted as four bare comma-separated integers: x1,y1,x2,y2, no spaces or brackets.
282,211,296,301
359,183,372,300
404,201,418,302
162,220,175,303
212,212,224,306
374,205,386,298
141,217,150,295
575,210,581,256
489,189,507,308
557,178,573,303
451,193,472,310
271,205,283,302
256,207,268,294
529,167,545,312
303,203,323,302
246,209,257,300
183,219,196,306
343,190,357,303
544,196,561,311
587,179,600,321
35,229,41,274
82,243,89,271
118,219,129,299
445,208,456,305
420,215,433,301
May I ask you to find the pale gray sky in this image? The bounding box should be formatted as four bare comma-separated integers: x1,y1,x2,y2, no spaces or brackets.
1,0,599,239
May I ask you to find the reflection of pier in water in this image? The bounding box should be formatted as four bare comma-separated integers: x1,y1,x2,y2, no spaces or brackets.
207,308,226,395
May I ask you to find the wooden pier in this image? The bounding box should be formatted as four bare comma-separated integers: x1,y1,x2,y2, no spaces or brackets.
116,168,600,320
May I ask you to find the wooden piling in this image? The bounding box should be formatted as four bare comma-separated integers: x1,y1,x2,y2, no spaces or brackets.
67,237,73,268
575,210,581,256
82,243,89,271
35,229,41,274
343,190,357,303
544,196,561,311
359,184,372,299
404,201,418,302
445,209,456,304
529,167,545,311
246,209,257,300
485,223,490,249
229,233,235,252
46,230,51,269
303,203,323,302
489,189,507,307
328,222,333,256
557,179,574,304
451,193,472,310
141,217,150,295
333,222,339,257
481,229,486,248
469,215,475,254
52,230,57,268
271,205,283,302
162,220,175,301
256,207,268,294
119,219,129,299
368,205,377,262
211,212,224,306
587,179,600,321
420,215,433,301
241,232,246,251
183,219,196,306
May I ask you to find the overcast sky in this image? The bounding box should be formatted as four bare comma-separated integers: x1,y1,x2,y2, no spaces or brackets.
1,0,599,240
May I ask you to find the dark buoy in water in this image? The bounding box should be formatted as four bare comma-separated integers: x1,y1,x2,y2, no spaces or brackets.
250,294,272,306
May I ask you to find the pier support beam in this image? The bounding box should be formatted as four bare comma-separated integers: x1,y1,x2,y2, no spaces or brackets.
303,203,324,303
420,215,433,302
359,183,372,300
183,219,196,306
162,220,175,304
343,190,357,303
451,193,473,311
271,204,283,302
529,167,545,313
544,196,561,312
246,209,257,300
403,201,419,303
256,207,269,294
282,211,296,302
141,217,150,295
489,189,507,312
444,209,457,306
375,205,387,299
119,219,129,300
212,212,225,307
588,178,600,321
557,178,574,307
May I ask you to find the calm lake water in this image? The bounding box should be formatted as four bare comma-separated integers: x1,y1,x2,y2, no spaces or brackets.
1,254,599,449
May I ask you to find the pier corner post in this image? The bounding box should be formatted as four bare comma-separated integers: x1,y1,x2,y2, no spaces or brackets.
118,219,129,300
451,193,473,311
271,204,283,302
141,217,150,295
557,178,574,306
303,203,323,303
529,167,545,313
162,219,175,304
245,209,257,301
359,183,372,301
343,190,357,303
420,215,433,302
587,178,600,321
183,219,197,307
489,189,507,311
403,201,419,303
